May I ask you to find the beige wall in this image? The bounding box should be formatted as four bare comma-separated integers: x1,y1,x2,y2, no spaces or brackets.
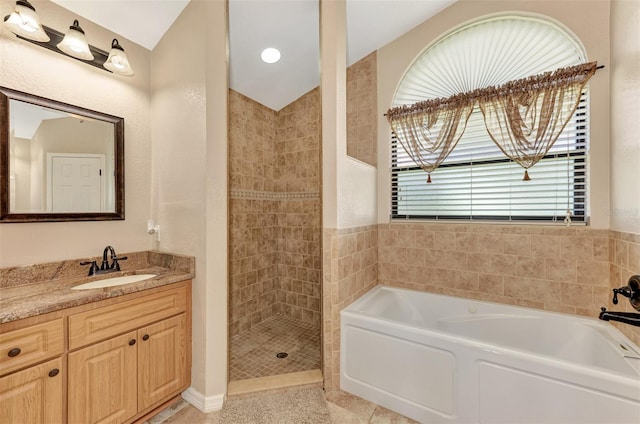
610,0,640,234
376,0,611,229
322,0,377,231
609,0,640,346
0,0,152,267
150,0,228,407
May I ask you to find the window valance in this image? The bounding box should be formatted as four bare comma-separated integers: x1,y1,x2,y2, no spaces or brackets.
387,61,598,181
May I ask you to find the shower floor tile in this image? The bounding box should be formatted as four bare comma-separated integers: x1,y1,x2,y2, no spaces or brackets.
230,314,321,381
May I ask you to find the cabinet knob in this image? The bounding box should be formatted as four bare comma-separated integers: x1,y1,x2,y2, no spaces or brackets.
48,368,60,378
8,348,21,357
142,334,150,341
128,339,136,346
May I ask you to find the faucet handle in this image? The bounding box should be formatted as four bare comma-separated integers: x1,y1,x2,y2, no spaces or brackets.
613,286,632,305
612,276,640,310
80,260,99,276
110,256,128,271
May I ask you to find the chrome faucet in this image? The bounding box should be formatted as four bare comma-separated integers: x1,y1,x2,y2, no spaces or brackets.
80,246,128,276
599,275,640,328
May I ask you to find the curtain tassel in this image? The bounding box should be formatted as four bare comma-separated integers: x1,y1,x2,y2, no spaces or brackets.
427,174,432,183
523,169,531,181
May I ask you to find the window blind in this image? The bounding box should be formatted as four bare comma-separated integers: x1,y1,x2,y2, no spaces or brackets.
391,92,588,222
390,14,589,223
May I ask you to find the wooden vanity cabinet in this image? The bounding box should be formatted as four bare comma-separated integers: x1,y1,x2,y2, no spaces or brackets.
137,314,188,410
0,280,191,424
0,357,64,424
67,314,188,424
0,319,65,424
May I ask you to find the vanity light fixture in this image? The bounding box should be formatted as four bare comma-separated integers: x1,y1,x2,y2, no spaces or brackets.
2,2,134,76
3,0,49,42
103,39,134,75
57,19,93,61
261,47,281,64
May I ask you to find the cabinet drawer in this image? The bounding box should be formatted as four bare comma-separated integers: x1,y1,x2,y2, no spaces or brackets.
69,286,187,350
0,319,64,376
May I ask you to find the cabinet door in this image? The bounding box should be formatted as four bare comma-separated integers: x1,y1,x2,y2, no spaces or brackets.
68,331,137,424
0,357,63,424
137,314,187,410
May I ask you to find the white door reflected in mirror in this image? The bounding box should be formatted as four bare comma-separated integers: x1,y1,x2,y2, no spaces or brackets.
8,99,116,214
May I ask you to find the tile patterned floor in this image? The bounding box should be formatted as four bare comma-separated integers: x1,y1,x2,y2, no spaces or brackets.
229,314,321,381
149,390,419,424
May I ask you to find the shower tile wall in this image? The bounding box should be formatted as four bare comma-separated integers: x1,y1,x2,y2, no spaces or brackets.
274,88,321,325
229,91,279,336
229,89,321,337
346,51,377,166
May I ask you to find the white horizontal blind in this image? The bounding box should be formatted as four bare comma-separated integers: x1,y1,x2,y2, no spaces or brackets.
390,15,589,222
391,92,588,221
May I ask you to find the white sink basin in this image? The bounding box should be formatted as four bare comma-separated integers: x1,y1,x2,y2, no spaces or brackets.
71,274,157,290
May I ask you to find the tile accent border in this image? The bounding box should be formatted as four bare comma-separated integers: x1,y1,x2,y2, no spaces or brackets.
230,189,320,200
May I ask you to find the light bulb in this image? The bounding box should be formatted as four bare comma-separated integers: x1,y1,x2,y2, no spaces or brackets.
3,0,49,42
261,48,281,64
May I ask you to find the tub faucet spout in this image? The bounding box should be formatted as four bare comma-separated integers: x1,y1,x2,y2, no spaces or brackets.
599,308,640,327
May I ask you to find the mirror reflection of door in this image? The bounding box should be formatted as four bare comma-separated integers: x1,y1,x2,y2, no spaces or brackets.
47,153,104,212
8,98,116,214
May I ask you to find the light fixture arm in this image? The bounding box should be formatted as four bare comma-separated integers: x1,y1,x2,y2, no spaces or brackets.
3,1,133,76
12,23,112,72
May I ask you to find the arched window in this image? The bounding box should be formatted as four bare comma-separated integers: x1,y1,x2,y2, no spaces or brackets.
391,14,590,222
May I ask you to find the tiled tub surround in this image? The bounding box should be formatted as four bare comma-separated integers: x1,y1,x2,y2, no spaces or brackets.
229,88,321,337
376,223,640,344
378,223,613,314
609,231,640,345
323,225,378,390
0,250,195,323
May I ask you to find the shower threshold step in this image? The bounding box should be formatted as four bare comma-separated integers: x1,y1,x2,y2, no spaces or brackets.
227,369,323,398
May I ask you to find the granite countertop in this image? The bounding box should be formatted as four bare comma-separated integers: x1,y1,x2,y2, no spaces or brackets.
0,251,195,324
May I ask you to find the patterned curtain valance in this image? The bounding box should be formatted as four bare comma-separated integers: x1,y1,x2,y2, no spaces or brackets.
386,94,476,182
386,62,598,182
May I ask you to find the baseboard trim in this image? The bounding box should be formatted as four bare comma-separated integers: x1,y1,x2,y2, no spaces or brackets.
182,387,224,413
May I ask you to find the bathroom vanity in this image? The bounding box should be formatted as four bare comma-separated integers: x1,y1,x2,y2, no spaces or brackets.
0,251,193,424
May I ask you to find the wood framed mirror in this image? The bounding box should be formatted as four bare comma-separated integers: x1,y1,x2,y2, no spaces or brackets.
0,86,124,222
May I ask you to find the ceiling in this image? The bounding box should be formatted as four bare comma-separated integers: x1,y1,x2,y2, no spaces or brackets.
50,0,457,110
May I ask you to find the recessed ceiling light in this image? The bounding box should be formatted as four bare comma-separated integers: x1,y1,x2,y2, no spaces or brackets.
261,47,281,64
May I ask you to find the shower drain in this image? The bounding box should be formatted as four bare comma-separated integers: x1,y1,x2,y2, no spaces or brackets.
276,352,288,359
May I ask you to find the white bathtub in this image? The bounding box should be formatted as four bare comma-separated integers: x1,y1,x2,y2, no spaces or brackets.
340,285,640,424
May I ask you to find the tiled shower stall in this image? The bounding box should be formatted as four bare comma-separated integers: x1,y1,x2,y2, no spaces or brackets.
228,88,322,381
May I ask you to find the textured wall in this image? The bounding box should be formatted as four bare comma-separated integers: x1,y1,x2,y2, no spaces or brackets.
0,0,152,267
610,0,640,234
346,52,377,166
151,0,229,402
229,89,321,336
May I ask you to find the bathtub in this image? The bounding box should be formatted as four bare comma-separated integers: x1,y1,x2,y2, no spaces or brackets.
340,285,640,424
